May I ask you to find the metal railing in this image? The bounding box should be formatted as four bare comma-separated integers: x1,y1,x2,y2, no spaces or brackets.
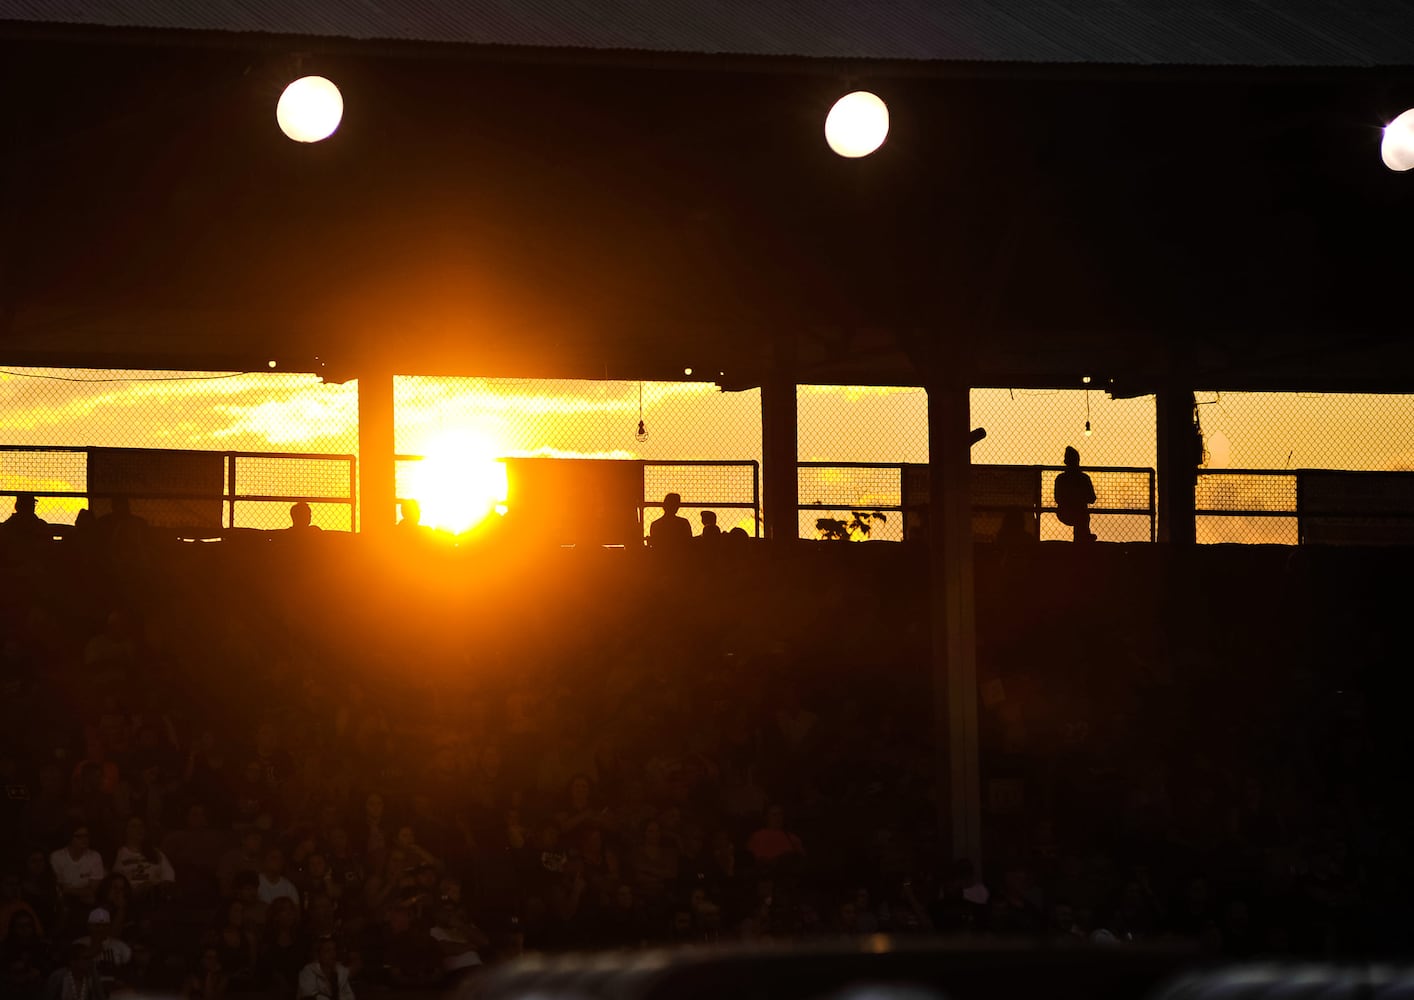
0,445,357,534
393,456,762,541
798,462,1157,541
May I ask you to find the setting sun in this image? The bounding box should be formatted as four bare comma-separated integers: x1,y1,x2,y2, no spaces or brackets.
403,432,508,535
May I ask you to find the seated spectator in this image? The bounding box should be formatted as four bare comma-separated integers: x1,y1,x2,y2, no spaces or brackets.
74,907,131,996
286,502,322,535
1,495,51,545
161,803,228,902
428,894,488,977
0,908,49,1000
216,828,262,898
50,825,104,908
699,511,722,541
303,891,340,942
326,828,365,903
297,936,354,1000
379,902,442,989
746,805,805,866
632,819,679,899
230,872,267,932
112,817,175,901
92,875,132,943
260,897,308,995
0,872,43,942
181,946,227,1000
209,899,256,992
43,942,99,1000
19,851,57,933
256,848,300,908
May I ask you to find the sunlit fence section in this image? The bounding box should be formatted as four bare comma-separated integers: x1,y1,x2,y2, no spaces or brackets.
0,446,356,533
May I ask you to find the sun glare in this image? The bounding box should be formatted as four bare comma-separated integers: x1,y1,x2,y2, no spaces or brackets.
404,433,508,535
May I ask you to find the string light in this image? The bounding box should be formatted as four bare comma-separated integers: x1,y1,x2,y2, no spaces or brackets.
635,381,648,442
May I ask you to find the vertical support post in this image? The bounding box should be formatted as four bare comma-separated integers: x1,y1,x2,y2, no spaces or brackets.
227,454,237,530
348,456,359,534
761,377,798,541
927,381,981,866
1156,389,1198,545
358,370,396,535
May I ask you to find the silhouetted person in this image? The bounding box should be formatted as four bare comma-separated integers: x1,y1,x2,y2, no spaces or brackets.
1054,446,1097,542
397,499,423,532
287,502,321,533
0,494,50,544
648,493,692,549
699,511,721,541
96,496,148,549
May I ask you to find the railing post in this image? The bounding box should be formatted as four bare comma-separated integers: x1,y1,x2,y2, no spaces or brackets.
227,454,237,530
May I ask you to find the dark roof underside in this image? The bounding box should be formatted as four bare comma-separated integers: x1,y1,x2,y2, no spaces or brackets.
4,0,1414,67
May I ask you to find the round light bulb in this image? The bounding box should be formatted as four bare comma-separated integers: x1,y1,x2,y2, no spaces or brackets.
268,360,277,368
825,91,889,158
277,76,344,143
1382,108,1414,171
684,367,693,376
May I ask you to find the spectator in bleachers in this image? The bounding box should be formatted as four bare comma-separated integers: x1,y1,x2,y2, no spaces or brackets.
287,501,322,534
179,945,227,1000
216,828,261,899
49,825,104,909
91,874,131,943
746,805,805,866
1,495,51,546
74,907,131,996
112,818,174,902
256,848,300,909
209,898,257,992
297,935,354,1000
699,511,721,541
260,896,308,995
649,494,692,549
0,905,48,999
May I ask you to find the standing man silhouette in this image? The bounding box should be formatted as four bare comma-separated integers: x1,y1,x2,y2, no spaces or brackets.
1054,446,1097,542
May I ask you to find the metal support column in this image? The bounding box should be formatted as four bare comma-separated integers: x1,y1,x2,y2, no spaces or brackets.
358,370,396,535
1156,389,1198,545
761,377,798,541
927,381,981,866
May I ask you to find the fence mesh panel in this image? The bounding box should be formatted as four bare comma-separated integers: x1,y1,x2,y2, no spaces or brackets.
1195,392,1414,542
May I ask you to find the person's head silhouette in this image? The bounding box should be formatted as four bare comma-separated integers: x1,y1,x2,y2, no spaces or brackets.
14,494,36,516
701,511,717,529
290,502,312,528
1064,446,1080,468
663,493,682,516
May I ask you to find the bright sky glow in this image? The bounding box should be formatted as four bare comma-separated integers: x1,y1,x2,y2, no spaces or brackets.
401,431,508,535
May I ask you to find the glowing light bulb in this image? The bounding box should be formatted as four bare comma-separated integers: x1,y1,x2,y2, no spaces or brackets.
268,360,277,368
1084,421,1092,436
277,76,344,143
825,91,889,158
1382,108,1414,171
684,367,693,376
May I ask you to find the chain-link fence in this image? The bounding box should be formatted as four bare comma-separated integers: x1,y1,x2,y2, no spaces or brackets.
394,376,763,537
1195,391,1414,543
0,368,359,529
8,369,1414,545
798,386,1158,541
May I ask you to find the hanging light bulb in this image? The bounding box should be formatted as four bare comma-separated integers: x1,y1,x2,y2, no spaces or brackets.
636,419,648,443
1084,420,1092,437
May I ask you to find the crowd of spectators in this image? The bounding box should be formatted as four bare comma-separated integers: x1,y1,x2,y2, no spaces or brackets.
0,516,1410,998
